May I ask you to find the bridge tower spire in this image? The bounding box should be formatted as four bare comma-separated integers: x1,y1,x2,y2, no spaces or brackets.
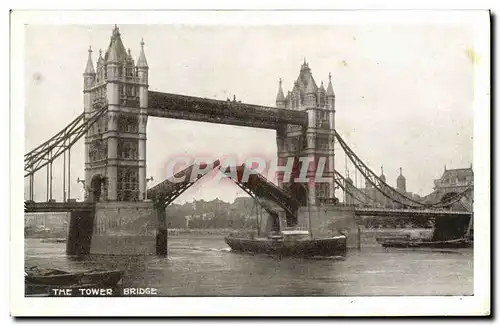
84,46,96,79
276,78,286,108
137,38,149,68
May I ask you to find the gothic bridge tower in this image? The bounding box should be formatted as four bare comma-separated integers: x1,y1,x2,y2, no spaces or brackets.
79,25,159,255
83,25,149,202
275,61,336,206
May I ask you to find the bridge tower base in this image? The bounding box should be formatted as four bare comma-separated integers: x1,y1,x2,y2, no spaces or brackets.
89,201,158,255
66,201,165,256
297,205,360,249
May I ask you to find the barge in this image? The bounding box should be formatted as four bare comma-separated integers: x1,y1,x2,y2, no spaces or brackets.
225,229,347,258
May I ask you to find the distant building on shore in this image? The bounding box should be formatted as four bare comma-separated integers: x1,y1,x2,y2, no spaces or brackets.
423,165,474,205
433,165,474,192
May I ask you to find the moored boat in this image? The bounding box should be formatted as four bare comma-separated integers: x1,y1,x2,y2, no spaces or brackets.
25,269,81,286
225,229,347,258
378,213,473,249
41,238,66,243
25,267,123,287
379,237,472,249
80,270,124,286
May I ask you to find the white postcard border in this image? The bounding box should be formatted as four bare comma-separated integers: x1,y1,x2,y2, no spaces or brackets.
10,9,490,316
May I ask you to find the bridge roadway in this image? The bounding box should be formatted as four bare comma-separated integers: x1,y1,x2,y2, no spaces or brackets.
25,201,94,213
148,91,308,129
25,200,471,220
354,207,472,219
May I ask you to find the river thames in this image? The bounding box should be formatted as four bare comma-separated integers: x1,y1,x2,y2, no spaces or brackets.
25,235,473,296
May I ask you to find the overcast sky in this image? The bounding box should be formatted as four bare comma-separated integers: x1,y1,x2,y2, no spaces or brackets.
24,24,474,203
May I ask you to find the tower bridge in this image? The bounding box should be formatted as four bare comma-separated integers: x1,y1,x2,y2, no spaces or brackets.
24,25,473,255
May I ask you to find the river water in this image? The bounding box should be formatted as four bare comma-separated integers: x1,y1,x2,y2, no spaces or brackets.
25,235,473,296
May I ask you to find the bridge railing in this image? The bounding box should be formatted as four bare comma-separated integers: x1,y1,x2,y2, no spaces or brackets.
354,207,472,215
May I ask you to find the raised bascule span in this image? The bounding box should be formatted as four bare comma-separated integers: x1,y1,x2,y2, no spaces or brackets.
24,25,473,255
147,160,222,208
147,162,301,223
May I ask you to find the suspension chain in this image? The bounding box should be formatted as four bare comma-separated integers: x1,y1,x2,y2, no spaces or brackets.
24,104,108,177
333,170,381,207
334,130,472,209
334,131,424,208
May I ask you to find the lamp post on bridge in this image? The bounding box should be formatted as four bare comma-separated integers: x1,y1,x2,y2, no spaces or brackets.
77,177,87,202
145,176,154,201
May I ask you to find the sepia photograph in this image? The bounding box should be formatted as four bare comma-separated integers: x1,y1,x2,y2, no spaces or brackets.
11,9,490,316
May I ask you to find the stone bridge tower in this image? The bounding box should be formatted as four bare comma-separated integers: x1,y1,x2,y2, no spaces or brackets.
83,25,149,202
81,26,156,255
275,61,336,207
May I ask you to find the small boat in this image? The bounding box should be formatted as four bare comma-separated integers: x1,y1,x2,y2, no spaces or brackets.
225,228,347,258
80,270,123,286
41,238,66,243
25,268,82,286
375,234,411,243
379,237,472,249
25,267,123,287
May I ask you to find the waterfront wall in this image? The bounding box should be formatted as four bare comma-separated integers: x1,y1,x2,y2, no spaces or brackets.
25,212,70,237
359,228,433,247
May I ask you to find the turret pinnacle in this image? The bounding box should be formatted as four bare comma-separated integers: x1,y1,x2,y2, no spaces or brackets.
320,81,326,92
84,46,95,75
301,58,310,71
326,72,335,97
276,78,285,102
137,38,148,68
105,25,128,63
97,49,104,64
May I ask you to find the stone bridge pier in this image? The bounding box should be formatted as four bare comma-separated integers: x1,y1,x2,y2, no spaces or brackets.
296,205,360,249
